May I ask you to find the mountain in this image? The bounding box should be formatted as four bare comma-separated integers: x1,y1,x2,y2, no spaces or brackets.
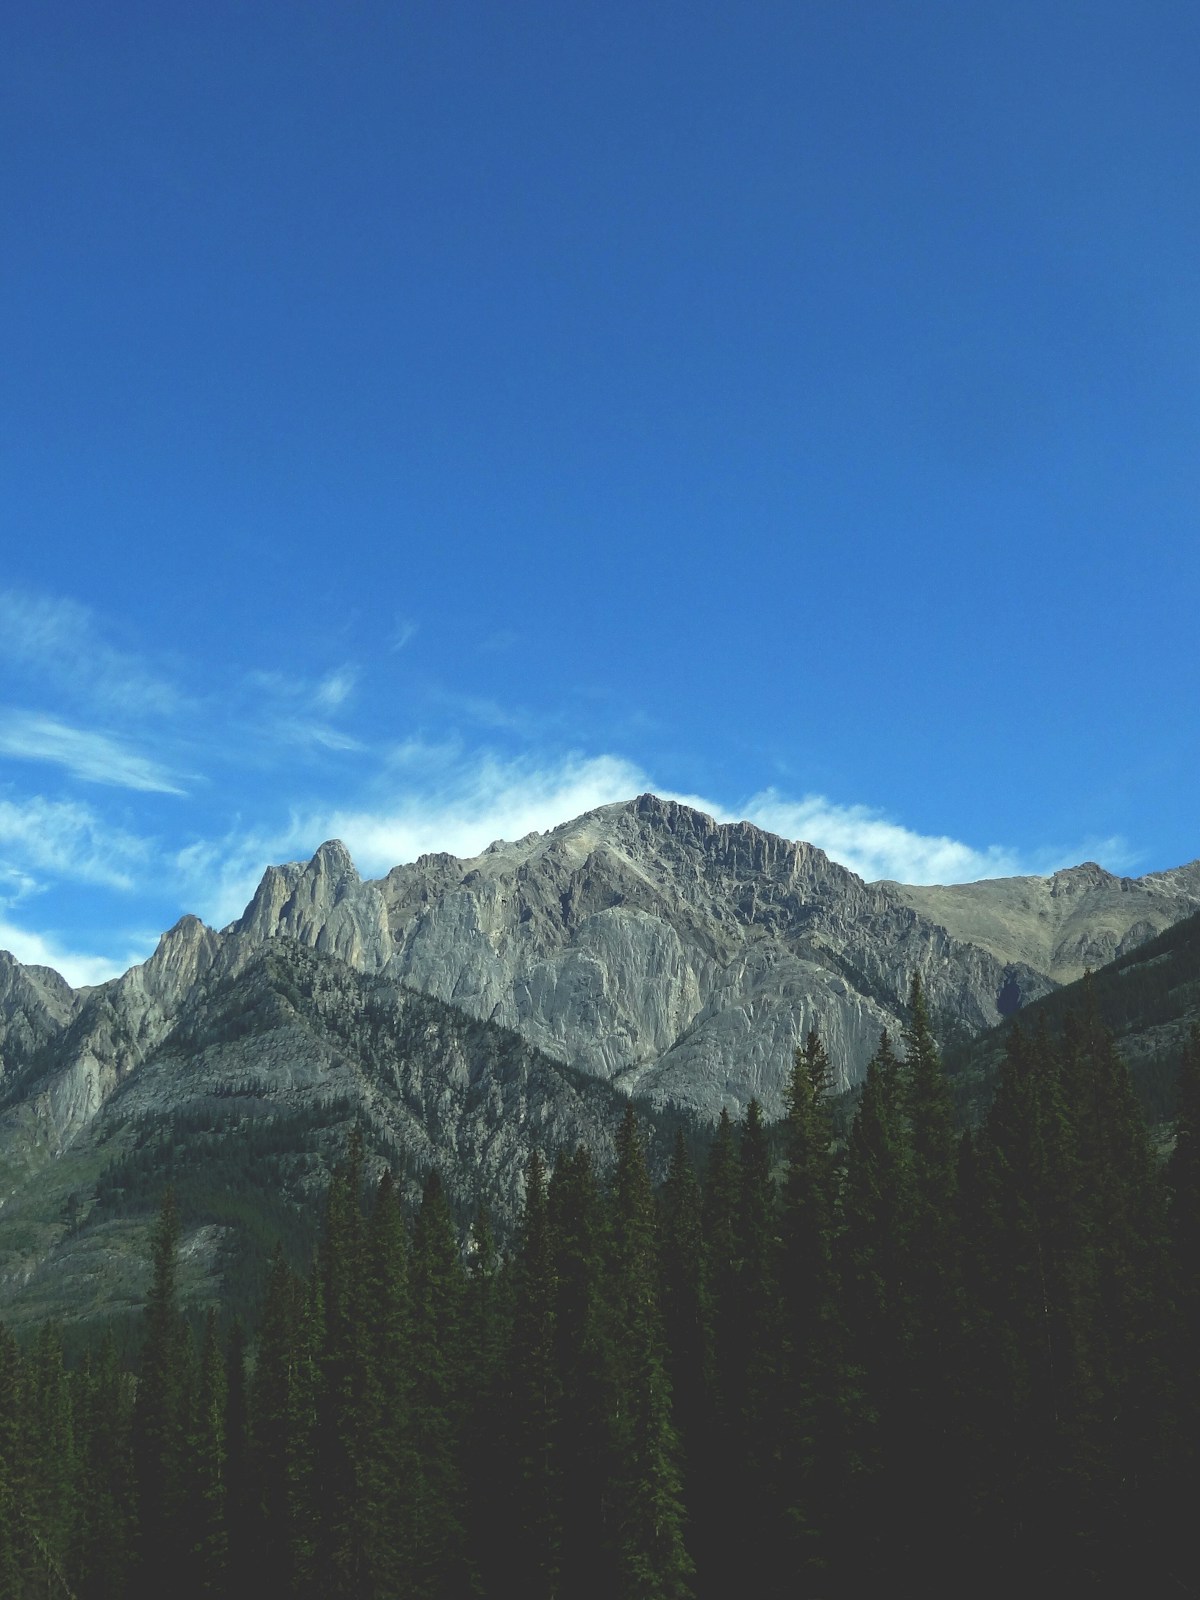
0,939,672,1329
229,794,1200,1115
887,859,1200,984
943,903,1200,1127
6,795,1200,1144
2,792,1198,1327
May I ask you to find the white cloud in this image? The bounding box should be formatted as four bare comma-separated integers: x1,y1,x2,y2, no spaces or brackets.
741,789,1030,884
0,795,153,890
175,751,654,926
0,917,153,988
389,618,418,652
0,590,183,718
313,666,358,711
0,713,186,795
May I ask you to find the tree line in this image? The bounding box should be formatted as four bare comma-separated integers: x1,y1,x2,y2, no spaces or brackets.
1,974,1198,1597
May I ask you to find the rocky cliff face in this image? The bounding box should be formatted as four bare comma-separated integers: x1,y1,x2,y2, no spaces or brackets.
223,795,1074,1114
887,861,1200,984
4,795,1198,1153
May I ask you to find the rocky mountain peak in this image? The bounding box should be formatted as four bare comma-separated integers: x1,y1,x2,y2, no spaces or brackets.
308,838,359,880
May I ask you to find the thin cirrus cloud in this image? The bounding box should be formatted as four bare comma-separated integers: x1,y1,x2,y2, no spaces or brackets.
0,589,183,718
0,795,154,892
0,712,187,795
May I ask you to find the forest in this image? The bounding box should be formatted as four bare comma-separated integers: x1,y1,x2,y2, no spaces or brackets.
0,974,1197,1599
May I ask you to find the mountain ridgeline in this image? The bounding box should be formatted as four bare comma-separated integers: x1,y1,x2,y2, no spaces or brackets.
1,794,1198,1329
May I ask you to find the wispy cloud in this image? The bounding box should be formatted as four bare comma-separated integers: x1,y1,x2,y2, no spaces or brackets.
0,795,154,891
0,590,183,718
389,618,418,652
313,666,358,711
176,751,652,926
739,789,1103,884
0,712,186,795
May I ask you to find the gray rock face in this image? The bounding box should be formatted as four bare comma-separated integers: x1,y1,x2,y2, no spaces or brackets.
221,793,1158,1116
886,861,1200,985
0,953,79,1080
4,795,1198,1158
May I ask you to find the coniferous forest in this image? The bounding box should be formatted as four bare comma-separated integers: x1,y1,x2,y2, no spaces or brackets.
1,976,1198,1598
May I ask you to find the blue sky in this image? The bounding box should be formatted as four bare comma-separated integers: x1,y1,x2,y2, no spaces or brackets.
2,2,1199,984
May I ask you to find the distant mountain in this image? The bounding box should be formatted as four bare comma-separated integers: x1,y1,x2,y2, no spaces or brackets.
943,905,1200,1127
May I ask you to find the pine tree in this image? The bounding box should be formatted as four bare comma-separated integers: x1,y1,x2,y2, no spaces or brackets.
408,1168,473,1599
70,1334,136,1600
133,1187,190,1599
899,974,963,1574
838,1029,914,1581
315,1129,374,1597
462,1199,508,1597
548,1145,614,1600
251,1249,318,1596
186,1308,228,1596
696,1108,740,1598
509,1148,560,1597
363,1169,416,1598
26,1321,76,1579
777,1027,847,1581
607,1106,693,1600
658,1131,710,1504
0,1323,23,1597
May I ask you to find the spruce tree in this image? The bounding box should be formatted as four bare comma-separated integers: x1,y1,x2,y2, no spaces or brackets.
509,1148,560,1597
315,1130,373,1597
777,1028,847,1582
186,1308,228,1596
133,1188,190,1599
548,1145,614,1600
408,1168,473,1599
658,1131,710,1503
607,1106,693,1600
363,1169,416,1598
839,1030,914,1581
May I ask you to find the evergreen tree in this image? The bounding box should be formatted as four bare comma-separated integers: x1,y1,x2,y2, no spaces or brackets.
70,1335,136,1600
509,1148,560,1597
838,1030,914,1581
26,1321,76,1577
658,1131,710,1499
548,1145,614,1600
363,1169,416,1598
462,1199,508,1598
315,1129,374,1597
607,1106,693,1600
223,1320,252,1594
899,975,963,1575
408,1168,473,1599
251,1249,318,1596
777,1027,847,1582
696,1108,740,1598
186,1308,228,1596
133,1187,190,1599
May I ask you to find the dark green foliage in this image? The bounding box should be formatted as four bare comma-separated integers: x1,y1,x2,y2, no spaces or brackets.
547,1145,613,1600
776,1028,852,1582
509,1149,560,1597
607,1106,693,1600
408,1169,474,1599
133,1187,190,1598
6,995,1195,1598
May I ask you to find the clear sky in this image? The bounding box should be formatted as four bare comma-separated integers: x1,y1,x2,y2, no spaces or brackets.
2,2,1199,984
